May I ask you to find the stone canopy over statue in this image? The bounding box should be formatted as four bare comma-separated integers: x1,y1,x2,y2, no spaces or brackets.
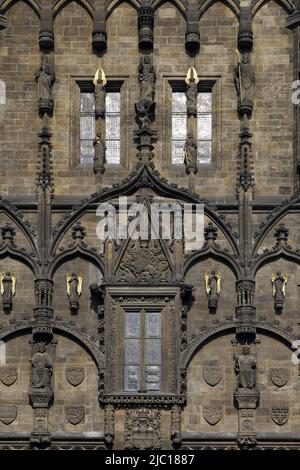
235,345,256,390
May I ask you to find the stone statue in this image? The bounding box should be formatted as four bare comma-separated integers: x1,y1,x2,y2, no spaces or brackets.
235,345,256,389
138,55,155,105
94,79,106,118
135,100,155,130
35,55,54,113
184,133,197,175
0,271,16,313
272,271,287,312
205,270,221,312
186,78,197,117
31,342,53,392
66,272,83,312
234,52,255,116
93,133,106,174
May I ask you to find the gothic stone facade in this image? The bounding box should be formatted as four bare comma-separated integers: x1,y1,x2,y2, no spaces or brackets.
0,0,299,450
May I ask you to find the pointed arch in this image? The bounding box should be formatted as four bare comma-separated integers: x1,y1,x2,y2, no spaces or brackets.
199,0,240,20
53,0,94,19
0,0,40,17
151,0,187,19
48,247,104,278
106,0,140,18
252,0,295,17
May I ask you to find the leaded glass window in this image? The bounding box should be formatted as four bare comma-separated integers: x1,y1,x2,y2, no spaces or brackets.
80,90,121,164
171,89,212,165
172,92,187,164
124,310,161,393
197,92,212,164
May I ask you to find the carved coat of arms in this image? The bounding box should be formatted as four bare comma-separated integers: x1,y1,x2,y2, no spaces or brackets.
271,407,289,426
0,405,17,424
203,406,222,425
0,367,18,386
270,368,289,387
125,409,161,450
66,367,85,387
203,366,222,386
65,406,85,425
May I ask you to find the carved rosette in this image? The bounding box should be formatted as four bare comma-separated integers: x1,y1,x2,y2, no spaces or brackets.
124,409,161,450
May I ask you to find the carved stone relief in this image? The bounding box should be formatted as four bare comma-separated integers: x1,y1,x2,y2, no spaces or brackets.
203,406,222,425
271,406,289,426
124,409,161,450
65,406,85,425
203,366,222,387
0,405,17,424
66,367,85,387
270,368,289,388
0,366,18,386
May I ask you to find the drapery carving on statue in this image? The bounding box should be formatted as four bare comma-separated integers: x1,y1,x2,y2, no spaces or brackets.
117,239,171,281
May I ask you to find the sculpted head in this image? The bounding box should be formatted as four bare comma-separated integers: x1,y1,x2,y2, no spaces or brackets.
243,345,250,355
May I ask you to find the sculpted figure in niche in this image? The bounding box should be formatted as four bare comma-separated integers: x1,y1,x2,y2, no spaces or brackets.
186,77,197,117
272,271,287,313
205,270,221,313
235,345,256,389
184,133,197,175
234,51,255,115
36,55,54,111
66,272,83,312
93,133,106,174
31,342,53,392
138,55,155,105
0,271,16,312
93,68,107,119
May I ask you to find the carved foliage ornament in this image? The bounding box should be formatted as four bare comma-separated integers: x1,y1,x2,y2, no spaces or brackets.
203,406,222,425
0,366,18,386
65,406,85,425
66,367,85,387
270,368,289,388
203,366,222,387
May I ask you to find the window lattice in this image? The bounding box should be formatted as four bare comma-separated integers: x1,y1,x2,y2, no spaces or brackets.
80,91,121,165
124,310,161,393
171,90,212,165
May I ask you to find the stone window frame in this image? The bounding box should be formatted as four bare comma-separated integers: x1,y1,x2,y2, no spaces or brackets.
70,76,130,170
122,306,163,394
162,75,222,172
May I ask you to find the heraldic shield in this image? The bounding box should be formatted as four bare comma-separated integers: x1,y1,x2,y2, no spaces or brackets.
203,366,222,386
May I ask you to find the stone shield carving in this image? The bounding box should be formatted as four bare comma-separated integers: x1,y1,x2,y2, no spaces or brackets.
0,367,17,386
0,405,17,425
125,409,161,450
203,366,222,386
65,406,85,425
66,367,85,387
271,407,289,426
203,406,222,425
270,368,289,388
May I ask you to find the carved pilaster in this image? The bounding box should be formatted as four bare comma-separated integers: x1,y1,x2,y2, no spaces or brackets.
104,404,115,449
171,405,182,449
234,390,259,449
